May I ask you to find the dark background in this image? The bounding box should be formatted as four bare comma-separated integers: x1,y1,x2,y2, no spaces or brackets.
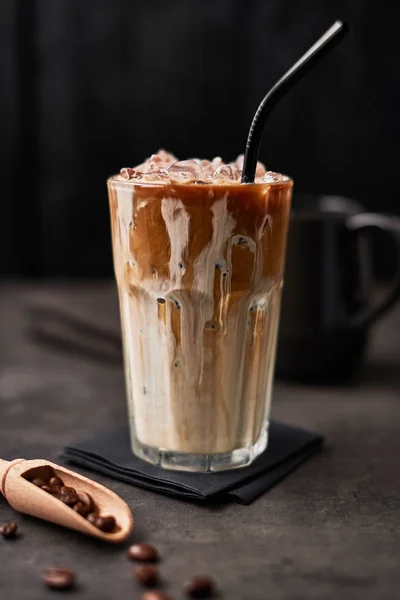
1,0,399,278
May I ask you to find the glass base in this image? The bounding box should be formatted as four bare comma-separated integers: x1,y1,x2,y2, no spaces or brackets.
131,424,269,472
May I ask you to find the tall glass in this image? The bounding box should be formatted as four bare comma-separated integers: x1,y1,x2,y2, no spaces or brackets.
108,177,292,471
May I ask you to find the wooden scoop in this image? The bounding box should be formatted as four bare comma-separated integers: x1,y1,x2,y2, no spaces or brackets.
0,458,133,543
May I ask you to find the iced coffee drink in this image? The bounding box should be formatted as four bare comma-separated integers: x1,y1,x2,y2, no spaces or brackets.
108,151,292,471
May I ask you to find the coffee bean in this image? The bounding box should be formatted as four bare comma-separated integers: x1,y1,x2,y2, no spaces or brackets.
49,476,64,488
94,517,105,529
128,543,159,562
134,564,158,586
86,513,116,532
76,491,93,512
60,486,76,495
51,485,63,494
41,485,53,494
141,591,171,600
42,567,75,590
32,477,47,487
184,576,216,598
95,515,116,532
73,502,89,516
58,493,78,506
0,522,17,539
86,512,99,525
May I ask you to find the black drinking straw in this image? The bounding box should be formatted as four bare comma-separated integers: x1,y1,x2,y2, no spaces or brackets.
241,20,348,184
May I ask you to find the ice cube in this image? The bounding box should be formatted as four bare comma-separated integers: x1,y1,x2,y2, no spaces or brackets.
147,152,178,172
235,154,245,170
148,154,164,168
261,171,283,183
212,165,241,182
156,149,178,164
210,157,223,171
234,155,266,178
199,159,211,175
141,169,169,182
201,158,221,179
120,168,133,179
120,167,142,180
167,159,204,182
135,150,178,174
255,161,267,178
134,159,151,172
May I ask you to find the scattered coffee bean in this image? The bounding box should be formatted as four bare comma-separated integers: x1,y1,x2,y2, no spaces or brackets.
42,567,75,590
0,522,18,539
128,543,159,562
32,477,46,487
95,515,116,533
184,576,216,598
41,485,53,494
141,592,171,600
51,485,62,494
49,476,64,488
60,486,76,495
76,491,93,512
135,564,159,586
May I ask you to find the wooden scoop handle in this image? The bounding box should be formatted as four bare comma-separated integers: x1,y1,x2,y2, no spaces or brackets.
0,459,25,496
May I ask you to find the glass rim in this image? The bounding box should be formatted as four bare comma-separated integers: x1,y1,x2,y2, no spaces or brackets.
107,174,293,189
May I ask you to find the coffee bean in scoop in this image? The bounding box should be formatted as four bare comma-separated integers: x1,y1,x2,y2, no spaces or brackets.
60,486,76,495
86,512,98,525
73,502,88,516
76,491,93,512
95,515,116,532
32,477,46,487
28,473,117,533
58,492,78,506
49,476,64,488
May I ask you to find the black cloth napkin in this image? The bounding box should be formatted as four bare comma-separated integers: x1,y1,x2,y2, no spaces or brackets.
64,421,323,504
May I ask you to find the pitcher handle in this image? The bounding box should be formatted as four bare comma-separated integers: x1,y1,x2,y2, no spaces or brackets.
346,213,400,328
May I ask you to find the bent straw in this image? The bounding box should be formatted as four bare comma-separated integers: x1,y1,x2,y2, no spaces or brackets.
241,21,348,183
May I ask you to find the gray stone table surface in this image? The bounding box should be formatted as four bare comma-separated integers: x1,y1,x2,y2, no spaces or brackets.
0,283,400,600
